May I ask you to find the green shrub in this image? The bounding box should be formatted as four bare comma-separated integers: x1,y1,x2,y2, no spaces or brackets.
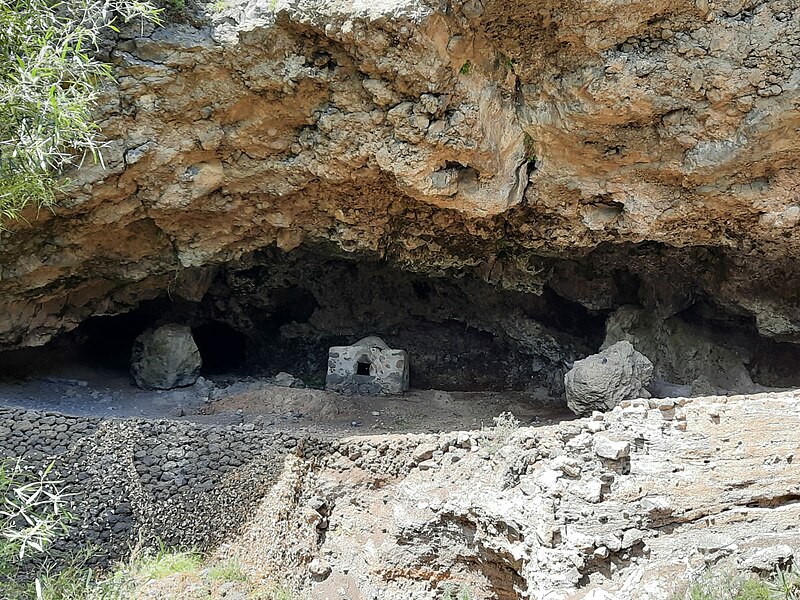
0,0,160,222
208,560,248,583
96,543,202,597
684,564,800,600
0,458,92,600
442,583,473,600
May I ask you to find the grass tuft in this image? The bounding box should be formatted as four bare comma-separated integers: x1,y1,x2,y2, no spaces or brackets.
208,560,248,583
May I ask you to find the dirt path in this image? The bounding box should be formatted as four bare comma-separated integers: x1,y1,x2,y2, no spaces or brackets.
0,347,573,437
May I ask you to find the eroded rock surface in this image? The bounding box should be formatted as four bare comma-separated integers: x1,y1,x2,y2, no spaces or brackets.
5,391,798,599
130,324,202,389
604,306,761,396
0,0,797,376
227,391,800,600
565,341,653,415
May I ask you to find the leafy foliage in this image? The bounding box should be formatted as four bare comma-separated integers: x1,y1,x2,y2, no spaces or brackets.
442,583,473,600
0,458,85,600
0,459,71,560
0,0,160,221
685,565,800,600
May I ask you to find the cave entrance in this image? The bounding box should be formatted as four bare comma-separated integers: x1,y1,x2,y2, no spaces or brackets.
192,322,247,374
356,358,371,376
74,304,168,372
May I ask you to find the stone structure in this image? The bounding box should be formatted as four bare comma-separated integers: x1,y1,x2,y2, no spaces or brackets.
0,406,302,558
130,324,202,390
325,336,409,395
564,341,654,416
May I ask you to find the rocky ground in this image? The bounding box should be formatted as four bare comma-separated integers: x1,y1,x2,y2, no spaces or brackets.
0,345,568,434
109,389,800,600
2,369,797,599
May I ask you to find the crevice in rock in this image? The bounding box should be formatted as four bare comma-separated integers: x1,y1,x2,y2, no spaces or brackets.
396,512,528,599
577,541,647,586
745,494,800,509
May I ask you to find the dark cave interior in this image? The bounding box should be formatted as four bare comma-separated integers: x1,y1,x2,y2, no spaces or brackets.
2,243,800,398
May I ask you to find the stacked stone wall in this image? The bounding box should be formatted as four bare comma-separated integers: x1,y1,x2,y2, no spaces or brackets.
0,408,329,560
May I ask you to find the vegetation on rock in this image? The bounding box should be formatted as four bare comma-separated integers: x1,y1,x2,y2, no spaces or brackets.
685,567,800,600
0,0,159,222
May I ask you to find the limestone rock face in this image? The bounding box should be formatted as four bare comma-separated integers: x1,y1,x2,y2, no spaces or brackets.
130,324,202,390
0,0,798,371
565,341,653,415
225,392,800,599
2,391,800,599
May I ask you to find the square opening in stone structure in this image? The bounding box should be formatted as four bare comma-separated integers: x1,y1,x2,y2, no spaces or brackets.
326,335,409,395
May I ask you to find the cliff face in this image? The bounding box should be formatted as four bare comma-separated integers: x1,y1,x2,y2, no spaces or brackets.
0,0,798,388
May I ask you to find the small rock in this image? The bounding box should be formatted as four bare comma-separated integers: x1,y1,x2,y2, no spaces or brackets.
273,372,302,388
572,477,603,503
551,455,582,477
640,495,672,515
742,545,794,573
309,558,332,581
594,436,631,460
587,420,606,433
412,442,438,462
695,532,737,555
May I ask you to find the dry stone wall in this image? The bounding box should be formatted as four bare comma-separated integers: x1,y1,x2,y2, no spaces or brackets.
0,407,324,559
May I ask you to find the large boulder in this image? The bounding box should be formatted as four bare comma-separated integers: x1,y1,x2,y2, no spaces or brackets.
565,341,653,416
130,324,202,390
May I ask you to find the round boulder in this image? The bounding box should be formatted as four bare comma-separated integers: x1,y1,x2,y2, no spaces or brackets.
564,341,653,416
130,324,202,390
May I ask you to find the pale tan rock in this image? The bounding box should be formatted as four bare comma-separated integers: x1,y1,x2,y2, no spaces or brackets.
0,0,798,350
219,392,800,600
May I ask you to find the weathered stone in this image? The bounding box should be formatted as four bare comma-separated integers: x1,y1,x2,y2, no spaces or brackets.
130,324,201,390
0,0,799,366
594,436,631,460
742,544,794,573
565,342,653,416
326,336,409,395
309,558,332,581
412,442,438,463
604,307,758,396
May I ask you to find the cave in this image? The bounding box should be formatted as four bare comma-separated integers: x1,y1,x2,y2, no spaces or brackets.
1,243,800,407
192,322,248,374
